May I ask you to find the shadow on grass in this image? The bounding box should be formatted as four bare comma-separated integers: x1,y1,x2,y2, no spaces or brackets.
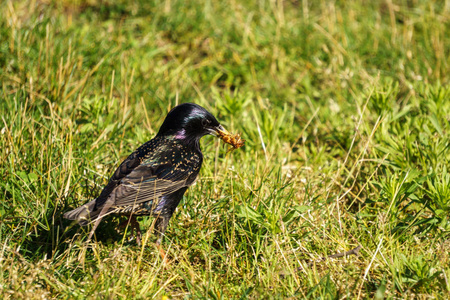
16,208,133,261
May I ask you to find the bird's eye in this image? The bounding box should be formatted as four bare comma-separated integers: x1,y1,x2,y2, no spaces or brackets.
202,119,211,127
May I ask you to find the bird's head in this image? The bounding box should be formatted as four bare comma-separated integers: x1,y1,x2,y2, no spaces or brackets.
157,103,230,145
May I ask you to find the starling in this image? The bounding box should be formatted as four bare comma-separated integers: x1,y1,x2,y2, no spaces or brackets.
64,103,241,246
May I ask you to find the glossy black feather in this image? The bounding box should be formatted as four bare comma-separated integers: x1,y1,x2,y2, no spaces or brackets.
64,103,222,243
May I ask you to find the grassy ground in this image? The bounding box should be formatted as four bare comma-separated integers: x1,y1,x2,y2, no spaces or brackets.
1,0,449,298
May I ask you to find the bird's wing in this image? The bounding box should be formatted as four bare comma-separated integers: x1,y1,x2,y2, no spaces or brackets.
108,159,198,208
93,150,141,208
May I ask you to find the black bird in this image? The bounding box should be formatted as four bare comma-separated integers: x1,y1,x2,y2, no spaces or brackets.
64,103,232,247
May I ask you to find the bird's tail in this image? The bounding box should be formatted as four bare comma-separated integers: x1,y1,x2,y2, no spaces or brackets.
63,199,100,226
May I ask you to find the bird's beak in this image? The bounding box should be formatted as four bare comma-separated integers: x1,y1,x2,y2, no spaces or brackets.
209,124,230,138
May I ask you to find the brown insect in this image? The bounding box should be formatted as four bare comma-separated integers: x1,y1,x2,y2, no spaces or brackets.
217,130,245,152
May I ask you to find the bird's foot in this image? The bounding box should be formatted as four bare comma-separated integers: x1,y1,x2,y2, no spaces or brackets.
157,243,169,265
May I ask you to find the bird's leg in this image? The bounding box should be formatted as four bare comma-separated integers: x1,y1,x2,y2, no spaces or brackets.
154,215,170,245
119,215,142,245
130,215,142,245
154,216,170,262
157,244,167,262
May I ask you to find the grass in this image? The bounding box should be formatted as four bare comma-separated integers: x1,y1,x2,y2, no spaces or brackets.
1,0,449,298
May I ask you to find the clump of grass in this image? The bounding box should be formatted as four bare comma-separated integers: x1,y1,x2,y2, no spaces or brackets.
1,0,449,298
